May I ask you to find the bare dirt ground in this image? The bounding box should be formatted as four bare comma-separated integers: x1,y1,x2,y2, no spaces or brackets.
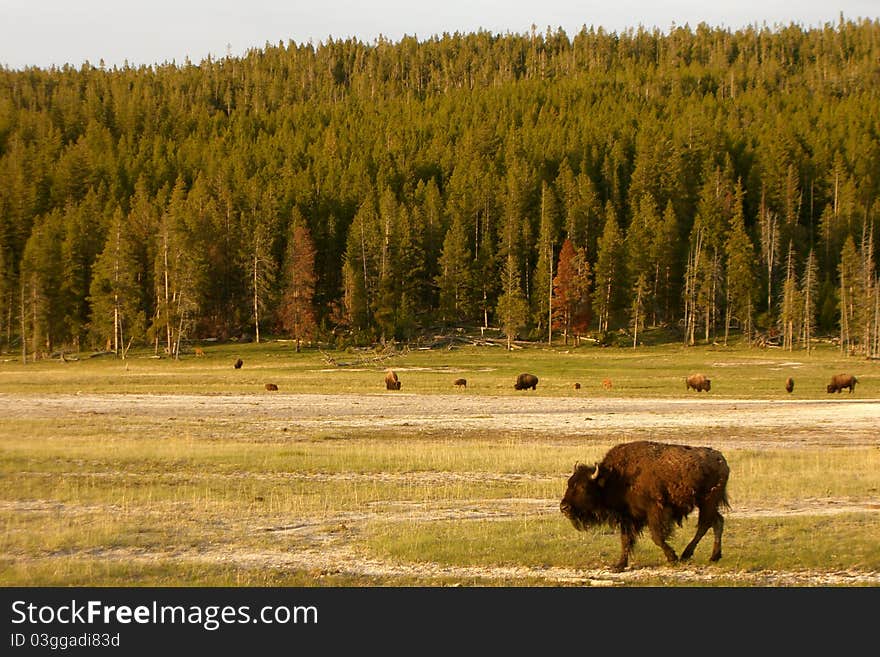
6,391,880,445
5,392,880,586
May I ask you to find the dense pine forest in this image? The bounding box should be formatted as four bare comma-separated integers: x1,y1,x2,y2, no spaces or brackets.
1,18,879,359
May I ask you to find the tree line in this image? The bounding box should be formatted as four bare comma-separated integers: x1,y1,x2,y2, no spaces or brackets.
1,17,879,359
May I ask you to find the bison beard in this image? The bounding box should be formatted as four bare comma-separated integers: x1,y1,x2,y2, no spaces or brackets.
560,441,730,572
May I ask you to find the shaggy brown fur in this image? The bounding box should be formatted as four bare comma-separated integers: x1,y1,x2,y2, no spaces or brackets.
785,377,794,393
265,383,278,391
827,373,857,394
560,441,729,571
514,373,539,390
453,378,467,388
685,373,711,392
385,370,402,390
234,358,243,369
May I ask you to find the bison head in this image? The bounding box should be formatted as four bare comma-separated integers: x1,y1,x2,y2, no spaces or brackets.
560,463,607,531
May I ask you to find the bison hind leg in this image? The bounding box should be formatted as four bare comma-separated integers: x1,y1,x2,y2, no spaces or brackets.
681,507,724,562
647,510,679,564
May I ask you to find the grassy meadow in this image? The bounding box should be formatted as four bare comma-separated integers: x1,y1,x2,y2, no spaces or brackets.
1,337,879,586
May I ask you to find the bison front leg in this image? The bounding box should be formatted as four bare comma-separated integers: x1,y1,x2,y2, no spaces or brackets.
614,525,637,572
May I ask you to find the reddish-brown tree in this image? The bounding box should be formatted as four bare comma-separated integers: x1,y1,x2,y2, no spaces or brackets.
553,238,592,344
280,218,317,352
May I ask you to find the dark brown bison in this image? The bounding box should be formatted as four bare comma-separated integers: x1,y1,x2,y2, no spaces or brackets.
785,377,795,393
573,382,581,390
385,370,402,390
560,441,730,571
686,373,711,392
453,378,467,388
234,358,243,369
265,383,278,391
827,373,858,394
514,373,539,390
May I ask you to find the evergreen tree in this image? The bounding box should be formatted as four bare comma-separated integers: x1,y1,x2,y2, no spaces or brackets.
88,207,145,356
496,254,529,350
778,242,802,351
800,249,819,353
838,235,860,354
436,216,475,325
723,182,756,345
533,181,560,341
592,203,623,334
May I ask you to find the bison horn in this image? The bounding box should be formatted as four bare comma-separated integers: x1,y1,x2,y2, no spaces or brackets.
590,464,601,480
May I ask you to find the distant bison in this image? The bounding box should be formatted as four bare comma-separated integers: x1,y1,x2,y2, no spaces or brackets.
601,378,613,390
686,373,711,392
194,347,205,357
265,383,278,391
573,382,581,390
560,441,730,571
827,373,858,394
514,373,539,390
785,377,795,393
234,358,243,369
385,369,402,390
454,378,467,388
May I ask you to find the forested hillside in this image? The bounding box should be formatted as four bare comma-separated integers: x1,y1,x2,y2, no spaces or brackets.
1,18,879,358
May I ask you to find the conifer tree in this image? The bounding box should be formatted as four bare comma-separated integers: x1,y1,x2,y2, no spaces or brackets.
799,249,819,352
552,238,592,345
592,203,623,334
838,235,859,354
88,208,145,356
496,254,529,350
436,216,475,325
724,182,756,345
280,213,317,352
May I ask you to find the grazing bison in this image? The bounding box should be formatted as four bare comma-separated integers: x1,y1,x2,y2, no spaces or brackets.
785,377,795,393
514,373,539,390
827,373,858,394
601,378,613,390
265,383,278,391
686,373,711,392
385,370,402,390
454,378,467,388
560,441,730,571
234,358,243,369
574,382,581,390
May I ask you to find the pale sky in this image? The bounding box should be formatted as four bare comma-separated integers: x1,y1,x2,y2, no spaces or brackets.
1,1,877,70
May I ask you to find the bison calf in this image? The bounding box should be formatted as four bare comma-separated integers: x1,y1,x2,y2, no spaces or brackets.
686,373,711,392
601,378,613,390
514,373,539,390
385,370,402,390
560,441,730,571
827,373,857,394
